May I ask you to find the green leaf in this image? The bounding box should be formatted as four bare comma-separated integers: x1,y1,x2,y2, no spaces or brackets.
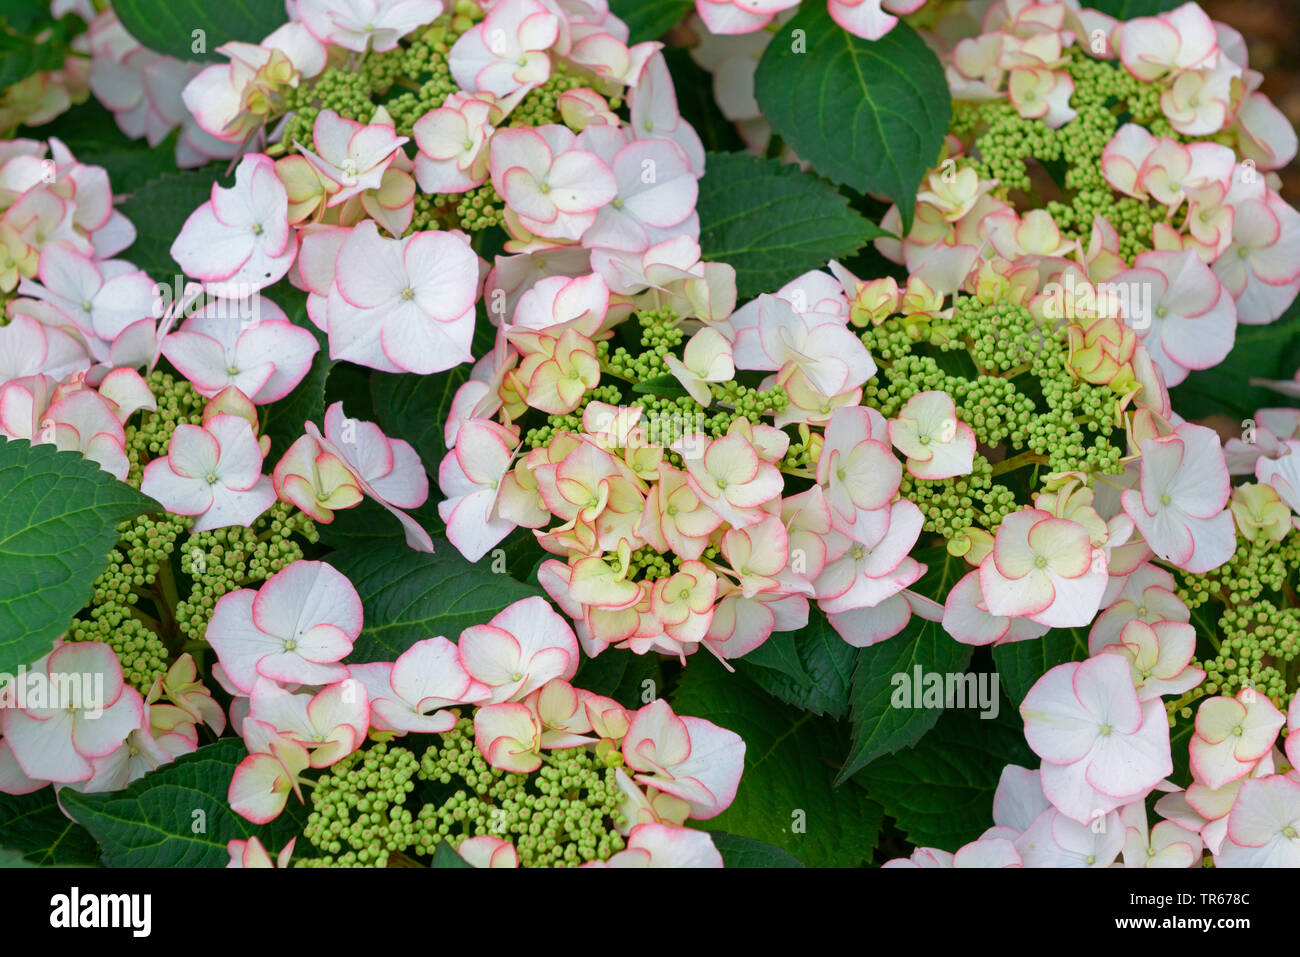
0,17,70,88
708,831,806,868
991,628,1090,705
698,151,887,300
854,703,1035,852
113,0,288,62
607,0,692,43
371,368,469,483
60,739,307,867
0,439,159,672
313,498,444,551
0,0,55,33
631,373,690,398
841,615,974,782
430,842,472,868
1170,296,1300,422
572,649,662,711
663,48,747,155
0,790,100,867
737,611,856,719
327,539,544,662
116,169,226,282
260,285,334,460
1188,600,1222,652
1169,713,1195,787
1086,0,1185,17
754,10,950,234
670,655,883,867
20,99,183,188
909,543,969,605
367,314,495,482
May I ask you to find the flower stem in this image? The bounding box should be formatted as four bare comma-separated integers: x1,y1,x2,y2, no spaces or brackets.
990,450,1048,476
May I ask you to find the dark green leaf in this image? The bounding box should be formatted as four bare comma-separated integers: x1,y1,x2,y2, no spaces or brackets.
854,703,1035,852
1188,600,1222,652
607,0,692,43
0,790,100,866
572,648,662,710
1086,0,1186,17
671,655,883,866
60,739,307,867
113,0,288,62
708,830,806,868
313,498,443,550
1169,713,1195,787
1,0,54,33
22,99,185,190
663,48,748,154
909,543,969,604
1170,296,1300,422
259,285,334,460
631,373,690,398
754,10,950,234
0,17,70,88
371,368,469,485
991,628,1089,705
327,539,543,662
737,610,856,718
116,169,226,281
430,842,472,868
841,615,974,781
698,151,887,299
0,439,159,672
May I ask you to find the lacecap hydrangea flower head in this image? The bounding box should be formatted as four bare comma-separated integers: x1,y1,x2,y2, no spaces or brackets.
141,0,715,552
893,0,1299,358
205,586,745,868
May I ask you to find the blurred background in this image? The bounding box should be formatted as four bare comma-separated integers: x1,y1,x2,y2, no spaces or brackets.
1205,0,1297,197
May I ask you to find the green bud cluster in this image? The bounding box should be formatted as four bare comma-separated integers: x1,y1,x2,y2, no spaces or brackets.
629,544,677,579
175,500,318,642
123,371,205,485
281,17,464,150
899,454,1016,540
66,511,191,693
1178,534,1300,611
449,182,506,232
416,719,628,867
278,5,626,239
706,380,788,430
300,719,628,868
299,741,423,867
513,61,591,128
862,292,1126,538
598,308,684,384
1166,532,1300,734
524,383,626,450
65,370,328,697
66,372,205,692
952,48,1191,264
778,427,817,471
525,308,789,459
